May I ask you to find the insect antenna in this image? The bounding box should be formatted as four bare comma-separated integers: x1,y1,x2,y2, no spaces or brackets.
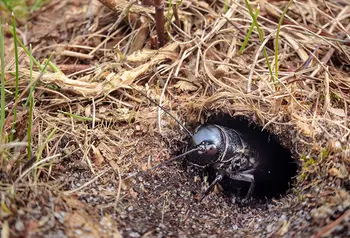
123,147,203,180
129,85,193,137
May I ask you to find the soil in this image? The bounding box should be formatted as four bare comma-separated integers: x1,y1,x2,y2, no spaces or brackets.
0,0,349,237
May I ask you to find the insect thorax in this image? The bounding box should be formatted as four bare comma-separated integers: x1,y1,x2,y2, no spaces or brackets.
215,126,256,173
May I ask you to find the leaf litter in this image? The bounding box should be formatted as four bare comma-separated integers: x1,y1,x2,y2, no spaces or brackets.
0,0,350,237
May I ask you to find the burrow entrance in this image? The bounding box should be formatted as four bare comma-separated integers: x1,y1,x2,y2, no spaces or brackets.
184,113,299,200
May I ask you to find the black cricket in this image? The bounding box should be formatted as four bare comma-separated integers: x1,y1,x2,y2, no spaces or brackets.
188,123,257,202
187,114,298,202
128,86,298,203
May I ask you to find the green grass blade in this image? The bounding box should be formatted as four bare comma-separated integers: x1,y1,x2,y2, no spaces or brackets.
224,0,229,13
243,0,273,78
27,44,33,160
238,7,259,54
275,0,294,79
58,110,93,121
47,60,60,73
31,0,45,11
8,27,43,71
24,53,54,108
0,17,5,140
10,13,19,142
34,127,57,182
167,0,173,23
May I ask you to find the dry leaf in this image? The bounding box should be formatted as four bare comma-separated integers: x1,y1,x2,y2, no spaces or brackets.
91,144,105,166
128,21,150,54
326,139,342,153
98,142,121,161
214,65,228,78
273,98,283,114
329,165,348,179
126,42,179,62
1,201,13,216
98,0,155,14
173,80,198,92
328,107,346,117
1,220,9,238
62,196,87,209
295,120,313,137
99,106,107,113
85,105,91,118
129,188,138,198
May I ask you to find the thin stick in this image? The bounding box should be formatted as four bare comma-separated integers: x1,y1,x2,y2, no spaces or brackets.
155,0,165,47
172,4,181,27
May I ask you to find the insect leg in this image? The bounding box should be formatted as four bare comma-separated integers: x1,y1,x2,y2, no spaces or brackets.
246,180,255,199
228,172,254,183
239,169,256,199
198,173,223,202
228,172,255,199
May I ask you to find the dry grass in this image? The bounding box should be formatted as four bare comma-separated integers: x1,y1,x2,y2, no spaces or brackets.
0,0,349,237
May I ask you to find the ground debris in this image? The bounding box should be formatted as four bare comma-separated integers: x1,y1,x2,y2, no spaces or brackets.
1,0,350,237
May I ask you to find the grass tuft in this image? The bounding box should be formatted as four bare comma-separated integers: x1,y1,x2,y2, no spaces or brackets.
0,17,5,141
27,44,34,160
58,110,93,121
10,13,19,142
24,53,54,108
224,0,229,13
34,127,57,182
8,28,43,70
243,0,273,80
238,7,259,54
275,0,294,80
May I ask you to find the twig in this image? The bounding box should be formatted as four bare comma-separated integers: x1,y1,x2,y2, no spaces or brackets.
61,50,94,59
154,0,165,47
172,4,181,28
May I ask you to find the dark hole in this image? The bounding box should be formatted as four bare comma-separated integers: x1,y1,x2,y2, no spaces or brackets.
190,113,299,200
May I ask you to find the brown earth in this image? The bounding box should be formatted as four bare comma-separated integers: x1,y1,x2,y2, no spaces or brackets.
0,0,349,237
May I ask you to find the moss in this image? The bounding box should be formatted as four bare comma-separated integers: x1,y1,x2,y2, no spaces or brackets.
301,155,316,167
320,148,329,161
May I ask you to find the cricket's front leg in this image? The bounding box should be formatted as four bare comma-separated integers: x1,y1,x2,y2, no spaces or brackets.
198,171,224,203
228,171,255,200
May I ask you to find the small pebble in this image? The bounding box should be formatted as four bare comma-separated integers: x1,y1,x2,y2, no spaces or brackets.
15,220,25,231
